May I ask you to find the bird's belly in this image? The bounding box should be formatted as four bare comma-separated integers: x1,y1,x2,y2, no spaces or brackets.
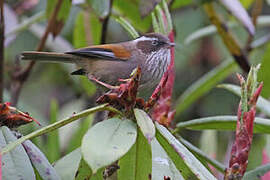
80,60,137,86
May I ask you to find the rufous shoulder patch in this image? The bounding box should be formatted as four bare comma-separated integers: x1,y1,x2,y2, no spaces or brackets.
90,44,131,60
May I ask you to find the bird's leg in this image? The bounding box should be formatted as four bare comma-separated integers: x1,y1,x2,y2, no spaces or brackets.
89,75,119,90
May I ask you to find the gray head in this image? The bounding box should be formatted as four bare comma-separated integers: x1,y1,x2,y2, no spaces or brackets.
135,33,175,54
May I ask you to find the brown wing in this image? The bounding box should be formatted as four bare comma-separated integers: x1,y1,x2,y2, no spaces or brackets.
65,44,131,61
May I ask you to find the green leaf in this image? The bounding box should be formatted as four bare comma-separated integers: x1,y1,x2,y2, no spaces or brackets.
75,158,104,180
219,84,270,117
239,0,255,8
0,126,35,180
73,11,102,48
114,0,152,32
79,76,96,97
152,12,160,33
75,158,92,180
113,16,139,39
54,148,82,180
156,123,216,179
118,129,152,180
134,108,155,142
171,0,192,9
152,138,183,179
87,0,110,19
244,163,270,180
219,0,255,35
258,43,270,98
47,99,60,163
73,11,88,48
46,0,71,21
175,59,238,116
176,115,270,134
67,115,93,153
81,118,137,173
22,140,60,180
178,137,225,173
1,104,115,156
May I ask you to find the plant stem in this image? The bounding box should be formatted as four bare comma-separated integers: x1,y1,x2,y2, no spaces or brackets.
0,1,4,102
10,0,63,105
0,104,123,155
246,0,263,51
100,0,113,44
203,3,250,73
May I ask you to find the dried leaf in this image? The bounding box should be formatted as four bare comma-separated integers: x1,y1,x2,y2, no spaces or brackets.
96,67,141,113
0,102,40,128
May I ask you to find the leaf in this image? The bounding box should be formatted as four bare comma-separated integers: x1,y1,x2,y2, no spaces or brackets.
1,104,112,156
139,0,161,17
54,148,82,180
219,84,270,117
81,118,137,173
219,0,255,35
0,126,35,180
152,138,183,180
134,108,155,143
239,0,255,8
176,116,270,134
46,0,71,37
243,163,270,180
171,0,193,9
118,129,152,180
67,115,93,153
79,76,96,97
47,99,60,163
113,0,152,32
22,140,61,180
155,123,216,179
75,158,92,180
87,0,110,19
113,16,139,39
73,11,102,48
258,43,270,98
175,59,237,116
178,137,226,173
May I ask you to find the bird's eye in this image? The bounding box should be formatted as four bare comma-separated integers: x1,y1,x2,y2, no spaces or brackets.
152,40,158,46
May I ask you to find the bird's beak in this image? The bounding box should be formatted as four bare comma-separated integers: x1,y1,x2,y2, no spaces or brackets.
169,42,175,47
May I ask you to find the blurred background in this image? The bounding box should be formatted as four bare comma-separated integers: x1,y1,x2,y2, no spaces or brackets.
2,0,269,173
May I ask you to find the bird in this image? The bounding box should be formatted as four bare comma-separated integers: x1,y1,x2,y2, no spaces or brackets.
21,33,175,92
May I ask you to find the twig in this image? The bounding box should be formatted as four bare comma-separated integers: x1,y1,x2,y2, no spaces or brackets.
10,0,63,105
100,0,113,44
0,1,4,102
246,0,263,52
203,3,250,73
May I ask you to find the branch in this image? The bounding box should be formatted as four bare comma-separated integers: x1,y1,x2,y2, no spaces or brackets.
246,0,263,52
10,0,63,105
0,104,123,156
203,3,250,73
100,0,113,44
0,1,4,102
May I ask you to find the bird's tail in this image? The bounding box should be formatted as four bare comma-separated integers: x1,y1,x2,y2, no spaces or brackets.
21,51,79,63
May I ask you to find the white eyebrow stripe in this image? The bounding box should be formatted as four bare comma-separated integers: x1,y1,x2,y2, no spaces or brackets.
134,36,158,42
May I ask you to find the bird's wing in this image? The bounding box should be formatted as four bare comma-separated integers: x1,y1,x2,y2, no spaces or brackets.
65,44,131,61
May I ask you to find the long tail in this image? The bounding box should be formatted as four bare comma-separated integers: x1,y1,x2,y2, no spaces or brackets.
21,51,80,63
